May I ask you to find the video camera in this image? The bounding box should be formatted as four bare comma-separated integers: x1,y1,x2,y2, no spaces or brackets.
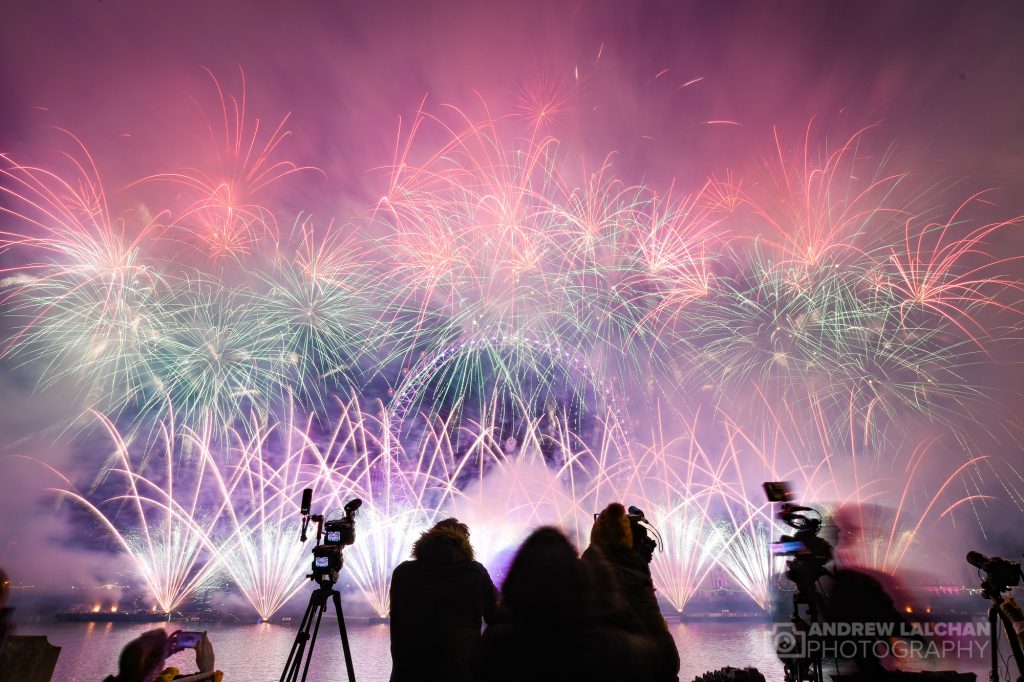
627,506,662,563
764,482,836,681
592,504,662,563
299,489,362,586
763,482,833,584
967,550,1023,598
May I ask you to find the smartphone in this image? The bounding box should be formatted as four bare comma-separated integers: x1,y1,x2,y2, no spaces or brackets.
173,631,204,649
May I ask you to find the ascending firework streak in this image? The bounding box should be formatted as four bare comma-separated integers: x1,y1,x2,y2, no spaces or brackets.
829,437,995,576
26,393,990,618
328,394,627,615
44,413,224,613
303,397,457,617
610,409,731,613
718,392,993,578
197,415,317,621
441,396,629,575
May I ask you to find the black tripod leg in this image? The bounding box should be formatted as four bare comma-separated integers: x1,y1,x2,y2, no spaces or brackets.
990,604,1000,682
332,589,357,682
281,592,320,682
995,603,1024,682
300,591,328,682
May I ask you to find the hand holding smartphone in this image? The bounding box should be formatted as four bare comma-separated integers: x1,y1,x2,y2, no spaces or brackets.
166,629,205,655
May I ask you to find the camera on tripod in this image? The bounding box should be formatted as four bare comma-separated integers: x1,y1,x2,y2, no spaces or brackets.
967,550,1023,597
282,489,362,682
763,482,833,567
964,550,1024,681
299,489,362,585
763,482,834,682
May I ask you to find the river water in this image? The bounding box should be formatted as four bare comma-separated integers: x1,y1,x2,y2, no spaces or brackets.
16,619,991,681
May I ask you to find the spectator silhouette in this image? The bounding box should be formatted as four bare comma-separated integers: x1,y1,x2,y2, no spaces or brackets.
390,518,497,682
583,503,680,681
477,526,657,682
824,504,918,677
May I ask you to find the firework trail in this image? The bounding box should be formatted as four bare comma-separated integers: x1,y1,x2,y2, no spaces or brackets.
197,416,319,621
886,194,1024,342
137,68,320,260
608,409,733,613
23,393,1000,618
717,391,994,577
373,109,570,429
713,518,777,611
251,219,379,403
0,136,168,419
45,413,225,613
739,124,909,268
3,95,1021,448
830,438,994,576
688,240,998,449
1,174,377,436
292,396,458,617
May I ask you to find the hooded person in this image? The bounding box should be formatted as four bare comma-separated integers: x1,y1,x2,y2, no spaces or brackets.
389,518,498,682
476,526,657,682
582,503,680,682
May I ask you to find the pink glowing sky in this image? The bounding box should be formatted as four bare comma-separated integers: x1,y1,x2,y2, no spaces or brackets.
2,1,1023,214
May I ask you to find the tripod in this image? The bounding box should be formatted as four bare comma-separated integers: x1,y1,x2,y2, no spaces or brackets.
279,579,357,682
785,559,828,682
984,592,1024,682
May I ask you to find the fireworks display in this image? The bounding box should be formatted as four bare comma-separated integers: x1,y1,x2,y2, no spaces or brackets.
1,62,1022,623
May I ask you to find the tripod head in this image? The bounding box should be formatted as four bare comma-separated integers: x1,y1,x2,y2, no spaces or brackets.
965,551,1024,682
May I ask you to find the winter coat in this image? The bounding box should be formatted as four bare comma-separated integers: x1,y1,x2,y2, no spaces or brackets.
389,526,498,682
476,618,657,682
583,544,665,634
822,568,910,676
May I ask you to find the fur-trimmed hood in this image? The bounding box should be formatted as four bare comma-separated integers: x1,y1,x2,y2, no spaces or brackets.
411,522,475,563
590,502,633,549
